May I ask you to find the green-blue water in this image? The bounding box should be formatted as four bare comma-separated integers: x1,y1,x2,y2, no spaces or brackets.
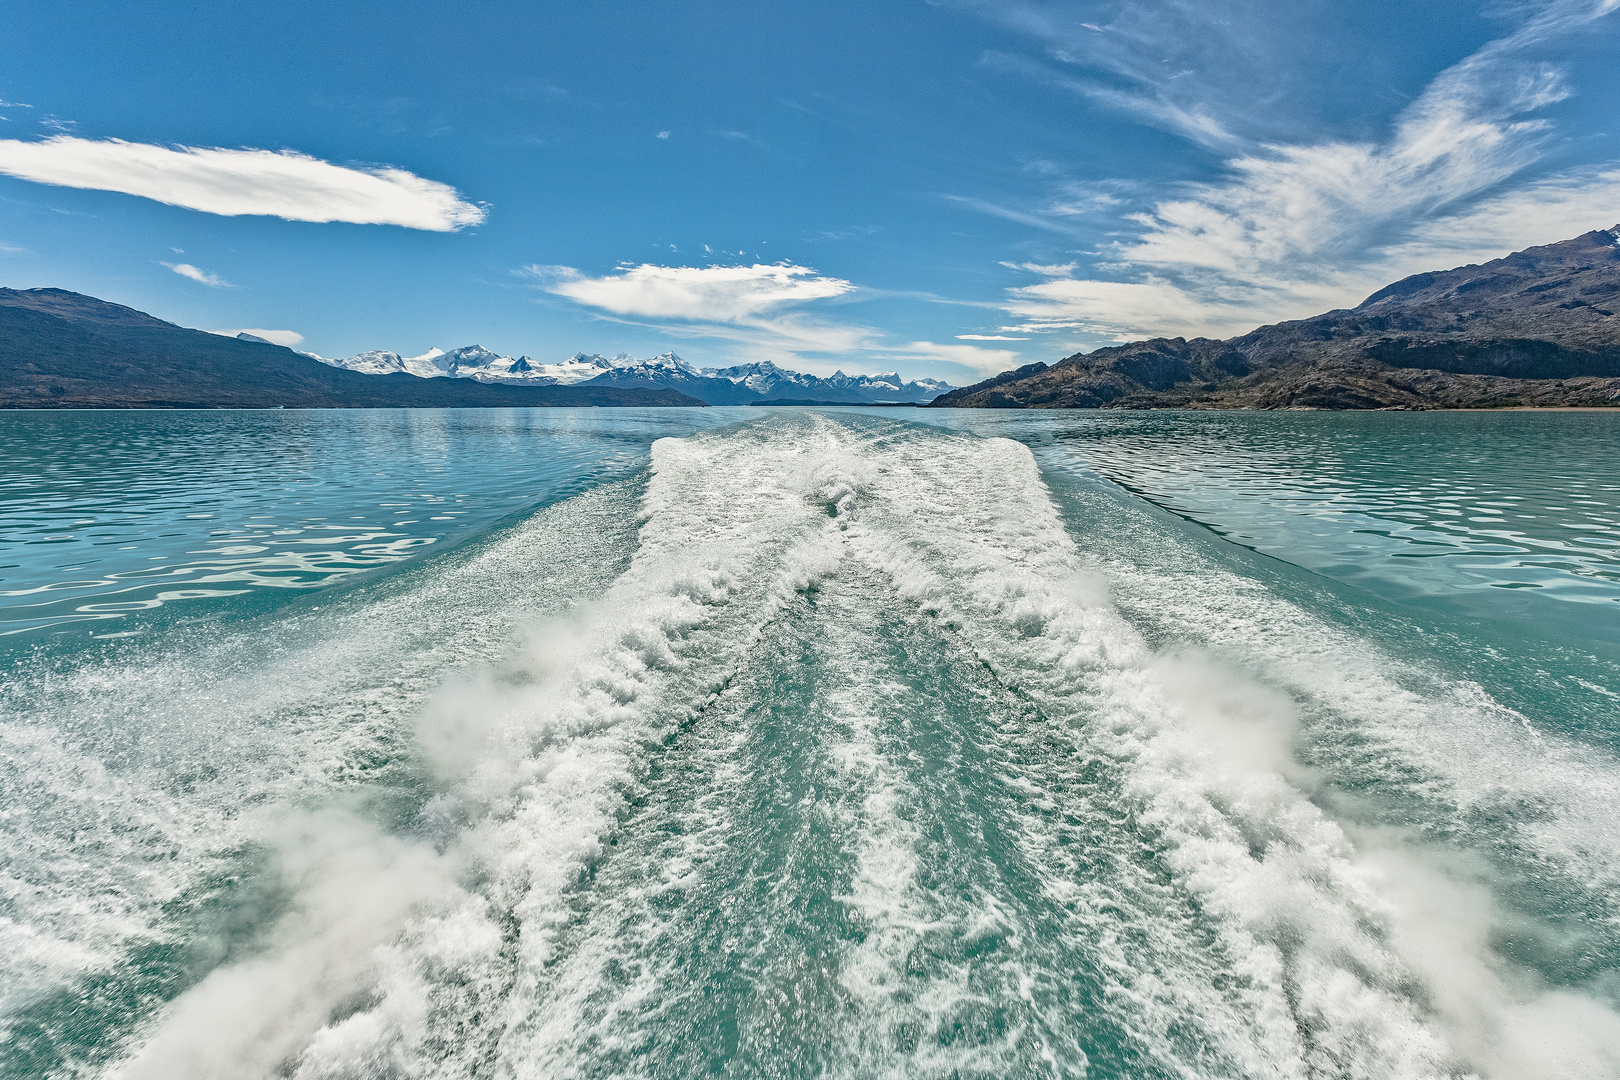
2,407,1617,1080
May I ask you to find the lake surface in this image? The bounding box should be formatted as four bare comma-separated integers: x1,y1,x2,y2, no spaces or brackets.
3,407,1617,1079
0,409,737,641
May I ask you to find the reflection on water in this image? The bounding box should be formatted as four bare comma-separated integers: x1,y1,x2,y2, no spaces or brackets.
0,408,739,641
917,408,1620,641
9,407,1616,649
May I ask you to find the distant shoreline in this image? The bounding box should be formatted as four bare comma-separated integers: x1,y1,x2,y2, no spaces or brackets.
1,402,1614,414
749,399,924,407
925,403,1620,413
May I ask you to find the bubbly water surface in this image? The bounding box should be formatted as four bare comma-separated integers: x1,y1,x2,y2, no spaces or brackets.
3,407,1617,1080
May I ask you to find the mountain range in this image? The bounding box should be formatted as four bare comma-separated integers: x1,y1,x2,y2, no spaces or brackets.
0,290,704,408
12,227,1616,413
316,347,953,405
932,226,1620,410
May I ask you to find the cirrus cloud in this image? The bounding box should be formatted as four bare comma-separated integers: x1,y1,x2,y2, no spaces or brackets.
887,340,1023,376
0,136,485,231
163,261,231,287
968,0,1620,345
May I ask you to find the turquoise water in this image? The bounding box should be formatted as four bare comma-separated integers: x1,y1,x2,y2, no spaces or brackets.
0,409,735,641
3,408,1617,1079
1028,411,1620,638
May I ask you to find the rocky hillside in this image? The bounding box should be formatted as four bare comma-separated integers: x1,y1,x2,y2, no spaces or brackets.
931,227,1620,409
0,289,704,408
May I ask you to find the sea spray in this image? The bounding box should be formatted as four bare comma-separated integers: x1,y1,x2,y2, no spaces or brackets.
6,412,1619,1080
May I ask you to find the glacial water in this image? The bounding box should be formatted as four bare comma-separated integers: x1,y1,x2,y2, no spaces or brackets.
0,409,739,642
2,406,1618,1080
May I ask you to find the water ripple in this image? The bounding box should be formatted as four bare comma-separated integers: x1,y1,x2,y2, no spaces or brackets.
0,407,738,642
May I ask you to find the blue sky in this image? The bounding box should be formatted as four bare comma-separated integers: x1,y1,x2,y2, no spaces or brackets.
2,0,1618,382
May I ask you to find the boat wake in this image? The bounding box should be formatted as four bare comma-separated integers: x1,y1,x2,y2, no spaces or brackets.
4,414,1619,1079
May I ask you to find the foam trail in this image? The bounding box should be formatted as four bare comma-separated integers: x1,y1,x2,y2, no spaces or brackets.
7,413,1620,1080
841,424,1620,1079
1050,471,1620,1078
0,480,642,1076
111,812,463,1080
92,419,866,1077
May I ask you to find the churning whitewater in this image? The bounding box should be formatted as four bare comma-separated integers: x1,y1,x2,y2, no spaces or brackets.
6,413,1620,1080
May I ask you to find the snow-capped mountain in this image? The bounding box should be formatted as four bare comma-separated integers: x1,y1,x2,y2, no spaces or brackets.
317,347,451,378
319,347,954,404
321,348,622,385
457,350,651,385
706,361,953,403
583,353,762,405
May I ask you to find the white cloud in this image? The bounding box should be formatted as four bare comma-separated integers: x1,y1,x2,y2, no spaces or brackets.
524,260,1010,380
0,136,485,230
1373,166,1620,273
531,261,854,321
208,328,305,347
164,261,231,288
886,340,1023,376
957,334,1028,340
656,131,671,139
522,261,874,370
1002,274,1256,340
977,0,1620,343
997,261,1078,276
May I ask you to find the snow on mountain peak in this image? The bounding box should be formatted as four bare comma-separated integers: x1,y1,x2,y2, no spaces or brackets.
316,347,449,378
320,344,956,401
438,345,504,369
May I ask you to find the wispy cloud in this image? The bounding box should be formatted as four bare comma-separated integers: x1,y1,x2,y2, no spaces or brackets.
966,0,1424,148
804,225,878,242
977,48,1237,150
0,136,486,230
998,261,1077,276
1001,273,1242,340
964,0,1620,342
885,340,1024,376
938,193,1081,235
163,261,232,287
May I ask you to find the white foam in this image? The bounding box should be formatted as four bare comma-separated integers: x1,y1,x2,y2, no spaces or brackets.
0,481,639,1070
14,414,1620,1079
111,811,464,1080
834,425,1620,1078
